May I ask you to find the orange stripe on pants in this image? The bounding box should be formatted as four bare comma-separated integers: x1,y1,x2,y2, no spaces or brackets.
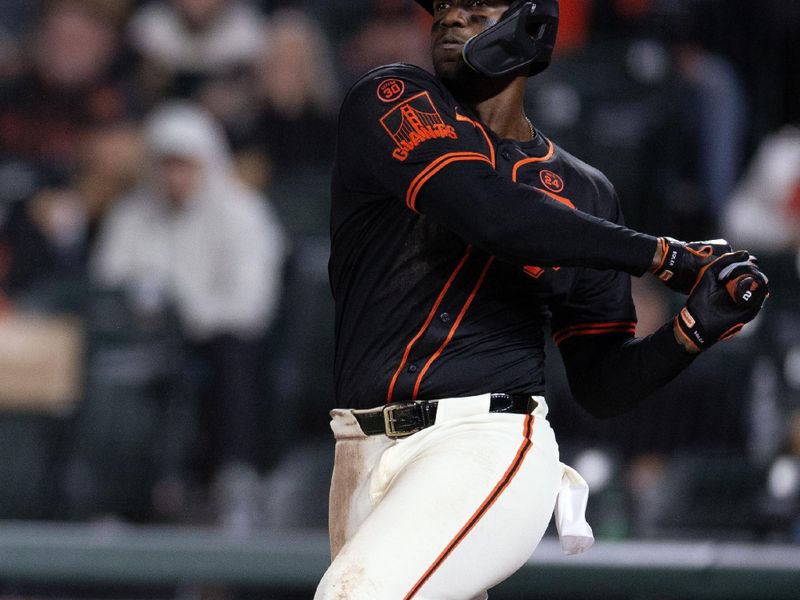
403,414,535,599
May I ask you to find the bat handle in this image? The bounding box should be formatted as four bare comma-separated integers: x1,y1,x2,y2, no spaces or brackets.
725,274,767,306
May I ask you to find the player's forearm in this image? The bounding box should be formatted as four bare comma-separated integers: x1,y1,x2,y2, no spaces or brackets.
559,323,696,418
418,163,659,276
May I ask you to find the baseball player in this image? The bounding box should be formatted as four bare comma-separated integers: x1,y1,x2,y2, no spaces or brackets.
316,1,768,598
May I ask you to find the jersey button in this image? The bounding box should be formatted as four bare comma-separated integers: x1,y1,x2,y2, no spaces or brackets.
501,151,511,160
407,364,418,373
439,312,451,323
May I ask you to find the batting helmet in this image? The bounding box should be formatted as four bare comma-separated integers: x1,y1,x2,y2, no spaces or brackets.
414,0,559,78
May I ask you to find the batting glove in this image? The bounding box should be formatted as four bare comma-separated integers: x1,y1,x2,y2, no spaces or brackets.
674,251,769,353
652,237,732,294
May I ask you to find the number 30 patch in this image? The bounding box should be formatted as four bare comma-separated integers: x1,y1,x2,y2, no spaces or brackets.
377,79,405,103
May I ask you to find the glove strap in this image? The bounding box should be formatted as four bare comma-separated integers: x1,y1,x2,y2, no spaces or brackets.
653,238,716,290
652,237,672,280
674,309,703,353
674,308,745,353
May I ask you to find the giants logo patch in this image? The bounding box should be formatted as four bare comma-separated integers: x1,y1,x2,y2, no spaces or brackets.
380,92,458,161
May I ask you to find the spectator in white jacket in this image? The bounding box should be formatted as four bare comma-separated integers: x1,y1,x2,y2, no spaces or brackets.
723,125,800,252
92,101,285,533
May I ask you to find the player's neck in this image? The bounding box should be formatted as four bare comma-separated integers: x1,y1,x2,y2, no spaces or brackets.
463,75,531,141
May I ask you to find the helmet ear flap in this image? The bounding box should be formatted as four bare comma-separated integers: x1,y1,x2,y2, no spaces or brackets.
463,1,559,78
463,3,534,78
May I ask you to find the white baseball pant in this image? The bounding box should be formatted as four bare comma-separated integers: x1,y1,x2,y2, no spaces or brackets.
314,394,593,600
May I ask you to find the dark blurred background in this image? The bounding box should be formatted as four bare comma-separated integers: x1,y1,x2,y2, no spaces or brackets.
0,0,798,598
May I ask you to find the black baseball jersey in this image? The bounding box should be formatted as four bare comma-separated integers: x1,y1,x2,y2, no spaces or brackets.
330,64,662,410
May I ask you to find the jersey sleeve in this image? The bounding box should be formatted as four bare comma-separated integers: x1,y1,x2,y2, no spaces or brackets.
335,65,659,276
550,184,637,347
336,64,493,212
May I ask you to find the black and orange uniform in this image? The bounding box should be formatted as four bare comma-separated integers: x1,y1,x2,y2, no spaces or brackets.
330,64,695,414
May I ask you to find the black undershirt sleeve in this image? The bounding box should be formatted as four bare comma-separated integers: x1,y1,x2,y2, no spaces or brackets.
558,323,697,418
416,161,658,276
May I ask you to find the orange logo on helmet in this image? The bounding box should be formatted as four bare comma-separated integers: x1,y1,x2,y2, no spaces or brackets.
377,79,405,103
539,170,564,193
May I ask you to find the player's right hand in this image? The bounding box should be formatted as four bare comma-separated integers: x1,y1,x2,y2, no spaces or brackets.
673,251,768,353
651,237,732,294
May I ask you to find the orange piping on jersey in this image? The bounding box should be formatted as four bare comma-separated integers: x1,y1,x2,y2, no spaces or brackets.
406,152,492,212
386,245,474,403
455,113,496,167
510,139,555,181
411,256,495,400
553,321,637,339
553,321,637,346
534,186,576,209
554,322,635,334
554,326,637,346
553,320,637,336
404,413,534,599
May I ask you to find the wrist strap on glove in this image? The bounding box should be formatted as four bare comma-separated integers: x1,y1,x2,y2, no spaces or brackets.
674,307,744,353
653,237,727,294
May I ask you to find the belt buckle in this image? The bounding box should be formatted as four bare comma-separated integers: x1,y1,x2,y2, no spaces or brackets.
383,402,420,438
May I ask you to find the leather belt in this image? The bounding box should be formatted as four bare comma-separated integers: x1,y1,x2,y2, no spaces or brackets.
352,394,538,439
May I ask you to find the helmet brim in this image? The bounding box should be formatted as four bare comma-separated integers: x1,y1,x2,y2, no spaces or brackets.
413,1,433,14
414,1,529,16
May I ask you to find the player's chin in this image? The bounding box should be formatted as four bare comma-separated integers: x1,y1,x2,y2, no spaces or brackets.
432,55,468,83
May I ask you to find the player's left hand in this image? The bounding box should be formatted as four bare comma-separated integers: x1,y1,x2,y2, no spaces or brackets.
651,237,732,294
673,251,768,353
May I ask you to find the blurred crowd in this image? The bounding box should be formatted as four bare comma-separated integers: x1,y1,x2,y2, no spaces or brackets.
0,0,798,543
